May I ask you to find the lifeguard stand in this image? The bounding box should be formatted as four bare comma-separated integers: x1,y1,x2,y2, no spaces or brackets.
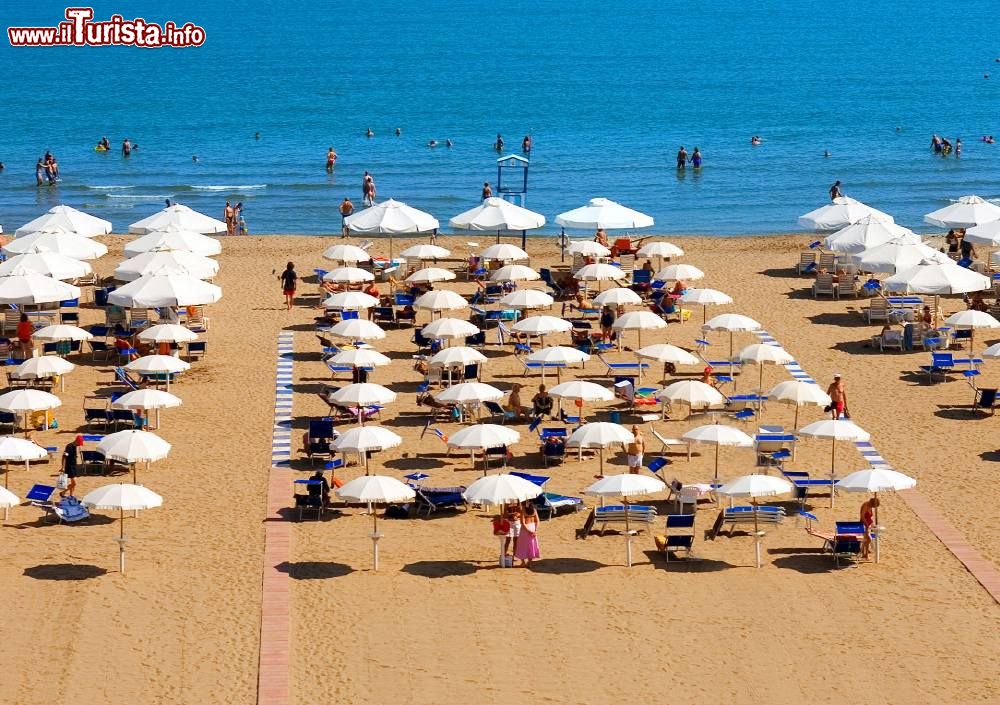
496,154,529,206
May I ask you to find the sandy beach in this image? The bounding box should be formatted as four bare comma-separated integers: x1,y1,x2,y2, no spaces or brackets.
0,232,996,705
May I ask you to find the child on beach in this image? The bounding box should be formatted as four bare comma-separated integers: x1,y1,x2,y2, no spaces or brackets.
280,262,297,311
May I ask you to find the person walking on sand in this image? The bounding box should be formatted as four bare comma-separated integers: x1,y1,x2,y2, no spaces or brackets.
514,503,541,567
627,425,644,473
860,495,879,559
826,373,847,419
279,261,297,311
60,440,79,498
829,180,843,200
326,146,337,173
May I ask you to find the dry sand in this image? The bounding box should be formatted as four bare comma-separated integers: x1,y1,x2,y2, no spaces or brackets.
0,233,996,705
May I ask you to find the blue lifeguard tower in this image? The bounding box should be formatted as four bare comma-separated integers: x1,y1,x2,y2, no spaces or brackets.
496,154,529,207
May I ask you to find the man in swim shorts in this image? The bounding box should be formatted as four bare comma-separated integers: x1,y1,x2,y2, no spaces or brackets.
627,425,644,473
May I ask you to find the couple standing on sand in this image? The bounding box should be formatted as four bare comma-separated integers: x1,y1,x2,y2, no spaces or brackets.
224,201,247,236
498,502,541,568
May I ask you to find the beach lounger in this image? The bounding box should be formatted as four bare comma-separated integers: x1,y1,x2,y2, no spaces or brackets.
654,514,696,560
412,486,467,517
534,491,585,520
710,505,785,538
484,400,515,424
812,273,838,299
974,388,997,415
796,252,817,275
920,352,956,383
599,354,650,377
593,504,657,535
293,479,328,521
863,297,891,323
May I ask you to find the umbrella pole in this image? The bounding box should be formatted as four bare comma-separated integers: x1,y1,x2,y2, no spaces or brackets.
874,492,881,564
830,439,836,508
371,510,381,572
118,507,126,574
703,305,707,326
753,499,761,568
624,496,632,568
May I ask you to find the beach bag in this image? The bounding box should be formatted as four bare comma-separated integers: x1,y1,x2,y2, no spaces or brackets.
842,407,852,420
55,473,69,490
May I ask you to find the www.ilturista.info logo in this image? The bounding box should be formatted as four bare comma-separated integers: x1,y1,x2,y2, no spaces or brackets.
8,7,206,47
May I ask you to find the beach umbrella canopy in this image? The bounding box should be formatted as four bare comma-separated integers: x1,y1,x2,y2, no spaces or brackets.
717,474,793,567
137,324,198,344
636,344,701,378
124,226,222,257
336,474,416,571
345,199,438,234
125,355,191,375
612,311,667,346
323,291,380,311
567,422,634,448
855,238,950,274
399,244,450,259
480,243,530,261
323,266,374,284
584,473,665,567
566,240,612,258
799,419,871,507
0,486,19,509
575,263,628,282
406,267,456,284
328,318,387,341
0,252,92,281
328,348,392,369
549,380,613,402
414,289,468,312
0,268,81,305
447,424,519,450
556,198,654,230
14,355,74,380
657,380,725,410
331,426,402,453
883,260,990,295
837,467,917,563
0,388,61,414
450,198,545,233
490,264,540,282
435,382,504,404
108,272,222,308
798,197,893,231
321,244,371,264
0,436,48,463
637,241,684,258
526,346,590,366
463,474,542,510
81,483,163,573
114,250,219,282
593,287,642,307
924,195,1000,229
500,289,553,310
682,424,754,486
679,287,734,324
704,313,761,333
655,263,705,282
944,310,1000,353
15,205,112,238
129,204,227,235
981,342,1000,359
112,389,182,411
964,219,1000,246
330,383,397,407
97,429,172,465
512,315,572,336
32,324,92,343
737,343,794,394
429,346,487,367
767,380,832,428
823,215,916,254
3,229,108,260
422,317,480,340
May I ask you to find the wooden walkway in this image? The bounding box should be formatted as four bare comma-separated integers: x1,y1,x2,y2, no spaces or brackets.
258,332,295,705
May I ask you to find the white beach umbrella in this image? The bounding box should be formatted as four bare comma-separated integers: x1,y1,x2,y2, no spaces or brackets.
480,243,530,261
435,382,504,404
924,195,1000,229
737,343,794,395
798,197,893,231
13,356,74,392
704,313,762,360
414,289,468,314
429,346,487,367
593,287,642,307
523,345,589,383
0,268,81,305
512,315,572,337
108,272,222,308
490,264,539,282
944,310,1000,354
328,348,392,369
584,473,665,567
112,389,182,429
321,244,371,264
637,241,684,259
114,250,219,282
767,380,832,429
0,252,92,281
837,468,917,563
678,288,734,324
981,342,1000,359
655,263,705,282
81,483,163,573
798,419,871,507
125,355,190,391
0,486,19,515
124,226,222,257
549,380,612,421
574,263,628,285
399,244,450,260
323,266,374,284
3,229,108,260
883,260,989,295
463,472,542,506
406,267,456,284
612,310,667,347
567,422,634,476
567,240,612,258
422,317,480,341
328,318,387,341
964,219,1000,246
450,198,546,247
657,380,726,413
500,289,553,310
0,435,46,517
636,343,700,381
33,324,92,343
323,291,380,312
97,429,172,483
556,198,654,230
334,475,411,569
331,426,403,473
137,324,197,344
15,205,112,238
823,215,917,254
448,424,519,451
329,383,397,418
682,423,754,487
855,238,950,274
0,388,61,435
717,474,793,567
345,199,438,259
129,204,227,235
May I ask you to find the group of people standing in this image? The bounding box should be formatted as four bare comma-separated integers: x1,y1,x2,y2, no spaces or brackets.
223,201,247,236
496,502,541,567
930,134,961,156
676,146,703,169
35,151,59,185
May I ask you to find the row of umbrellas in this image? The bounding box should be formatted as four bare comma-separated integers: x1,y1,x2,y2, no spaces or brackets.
799,194,1000,234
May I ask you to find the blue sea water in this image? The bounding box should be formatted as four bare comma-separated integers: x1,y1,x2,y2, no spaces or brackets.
1,0,998,236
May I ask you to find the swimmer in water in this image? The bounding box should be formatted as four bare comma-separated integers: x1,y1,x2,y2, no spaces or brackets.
829,180,842,200
255,132,260,140
326,146,337,173
366,127,374,137
750,135,761,146
824,150,831,157
495,133,504,151
690,147,702,169
522,135,532,153
395,127,401,136
122,138,132,157
428,139,438,147
676,146,687,170
446,139,453,147
192,155,198,162
955,138,962,156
